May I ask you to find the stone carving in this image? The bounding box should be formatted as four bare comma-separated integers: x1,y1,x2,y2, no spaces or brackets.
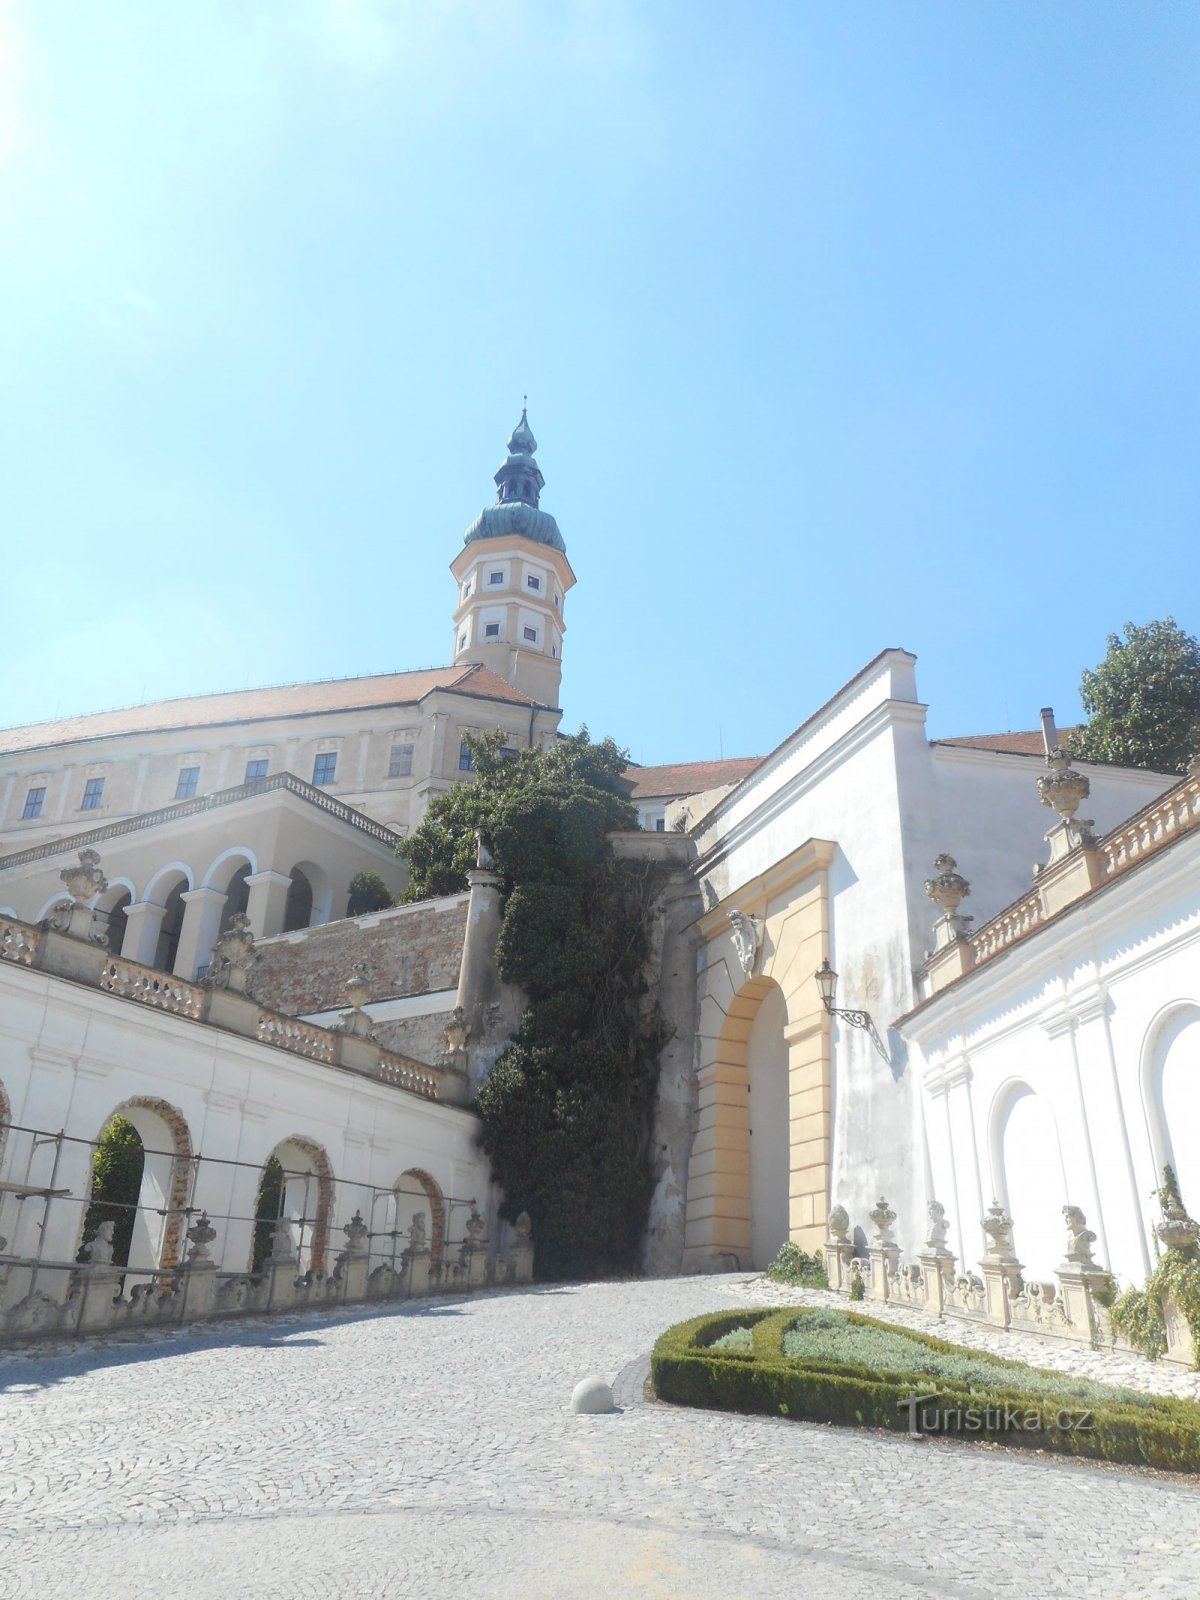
1062,1205,1097,1266
1156,1194,1200,1253
338,963,376,1038
924,856,973,945
62,848,107,904
206,913,257,995
514,1211,532,1241
827,1204,850,1244
981,1200,1019,1261
474,829,495,870
464,1206,486,1249
268,1220,297,1262
441,1005,470,1067
43,849,109,942
1037,746,1095,847
82,1220,116,1266
925,1200,951,1253
408,1212,428,1252
341,1211,368,1253
869,1195,897,1247
727,909,760,978
185,1212,217,1263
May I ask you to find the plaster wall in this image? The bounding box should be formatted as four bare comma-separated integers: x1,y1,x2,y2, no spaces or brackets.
903,829,1200,1289
0,958,489,1309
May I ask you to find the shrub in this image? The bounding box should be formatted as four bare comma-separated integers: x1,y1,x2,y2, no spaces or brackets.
764,1241,828,1288
78,1115,144,1266
651,1307,1200,1472
346,870,394,917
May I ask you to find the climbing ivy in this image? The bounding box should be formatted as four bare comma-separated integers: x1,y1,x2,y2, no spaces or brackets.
1110,1167,1200,1368
399,730,667,1279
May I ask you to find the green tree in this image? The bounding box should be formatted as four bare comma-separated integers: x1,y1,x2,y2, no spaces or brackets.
346,869,394,916
251,1155,285,1273
399,728,665,1279
1071,619,1200,776
78,1115,144,1266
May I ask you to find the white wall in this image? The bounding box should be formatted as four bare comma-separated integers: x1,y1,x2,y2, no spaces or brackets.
904,828,1200,1287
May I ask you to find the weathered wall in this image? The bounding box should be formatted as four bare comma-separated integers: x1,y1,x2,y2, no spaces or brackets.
253,894,469,1015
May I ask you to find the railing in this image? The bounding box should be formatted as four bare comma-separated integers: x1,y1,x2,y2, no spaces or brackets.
0,916,41,967
99,958,205,1019
0,772,400,871
256,1013,336,1065
970,887,1044,967
1101,774,1200,877
379,1052,441,1100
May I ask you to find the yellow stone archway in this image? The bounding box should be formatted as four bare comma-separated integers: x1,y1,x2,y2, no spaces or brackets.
683,839,835,1270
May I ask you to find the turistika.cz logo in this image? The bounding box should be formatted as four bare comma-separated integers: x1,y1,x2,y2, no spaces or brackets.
898,1392,1094,1440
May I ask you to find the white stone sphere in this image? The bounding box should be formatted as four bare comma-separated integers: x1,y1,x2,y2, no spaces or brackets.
570,1376,615,1414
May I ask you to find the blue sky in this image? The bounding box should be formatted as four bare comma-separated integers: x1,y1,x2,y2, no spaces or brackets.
1,1,1196,764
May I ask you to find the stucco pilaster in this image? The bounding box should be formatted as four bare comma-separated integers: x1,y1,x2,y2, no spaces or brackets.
245,871,293,939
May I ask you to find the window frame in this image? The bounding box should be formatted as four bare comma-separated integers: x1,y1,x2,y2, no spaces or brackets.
175,766,200,800
244,758,269,783
20,786,46,820
388,742,415,778
81,777,105,811
312,752,338,787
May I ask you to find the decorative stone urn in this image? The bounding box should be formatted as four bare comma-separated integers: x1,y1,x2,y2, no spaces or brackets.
338,963,376,1038
924,855,974,949
869,1195,897,1247
185,1212,217,1264
1157,1197,1200,1253
981,1199,1019,1261
827,1204,851,1244
1037,747,1096,858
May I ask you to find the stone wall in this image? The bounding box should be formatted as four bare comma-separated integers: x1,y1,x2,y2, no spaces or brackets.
253,895,469,1015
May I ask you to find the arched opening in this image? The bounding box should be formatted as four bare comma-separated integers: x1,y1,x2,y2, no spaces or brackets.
95,882,133,957
1148,1007,1200,1210
992,1084,1066,1279
283,870,313,933
284,860,334,929
79,1098,194,1277
250,1136,333,1275
218,863,251,933
747,982,791,1269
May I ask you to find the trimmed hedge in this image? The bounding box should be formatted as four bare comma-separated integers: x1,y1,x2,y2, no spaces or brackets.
651,1307,1200,1473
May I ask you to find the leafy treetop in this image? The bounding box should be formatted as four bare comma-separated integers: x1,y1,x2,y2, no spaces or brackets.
1071,619,1200,777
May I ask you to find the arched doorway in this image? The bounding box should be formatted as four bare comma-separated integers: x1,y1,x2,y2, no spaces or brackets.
95,883,133,958
283,870,313,932
251,1137,333,1274
219,864,251,933
748,983,791,1269
1149,1008,1200,1211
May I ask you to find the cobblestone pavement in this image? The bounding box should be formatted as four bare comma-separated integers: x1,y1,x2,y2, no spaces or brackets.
1,1274,1198,1600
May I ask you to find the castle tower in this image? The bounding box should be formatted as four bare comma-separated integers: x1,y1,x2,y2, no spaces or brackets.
450,408,576,707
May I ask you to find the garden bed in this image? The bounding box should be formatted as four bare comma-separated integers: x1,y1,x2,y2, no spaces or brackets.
651,1306,1200,1472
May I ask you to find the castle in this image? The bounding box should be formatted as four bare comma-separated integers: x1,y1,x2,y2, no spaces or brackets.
0,410,1197,1346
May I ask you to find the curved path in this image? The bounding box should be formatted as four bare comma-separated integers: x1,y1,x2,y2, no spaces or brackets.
0,1274,1197,1598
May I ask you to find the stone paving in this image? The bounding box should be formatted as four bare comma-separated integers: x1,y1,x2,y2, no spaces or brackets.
0,1274,1198,1599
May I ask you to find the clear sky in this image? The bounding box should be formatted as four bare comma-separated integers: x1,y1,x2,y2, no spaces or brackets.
1,2,1197,765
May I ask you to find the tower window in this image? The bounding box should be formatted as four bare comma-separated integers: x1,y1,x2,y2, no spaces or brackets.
458,632,467,649
459,742,475,772
551,646,557,657
388,742,414,777
527,574,541,591
175,766,200,800
553,593,560,608
313,752,337,786
523,626,537,643
21,786,46,820
489,570,504,586
484,622,500,638
81,777,105,810
245,758,268,783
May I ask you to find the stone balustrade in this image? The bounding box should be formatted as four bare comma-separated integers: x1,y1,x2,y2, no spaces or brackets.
0,1207,536,1345
824,1193,1196,1368
0,910,445,1104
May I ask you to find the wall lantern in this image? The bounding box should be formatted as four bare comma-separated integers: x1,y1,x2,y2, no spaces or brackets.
813,957,890,1063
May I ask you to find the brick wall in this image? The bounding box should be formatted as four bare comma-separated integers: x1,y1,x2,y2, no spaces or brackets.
252,896,468,1016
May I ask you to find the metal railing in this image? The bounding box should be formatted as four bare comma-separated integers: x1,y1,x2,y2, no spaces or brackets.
0,772,401,871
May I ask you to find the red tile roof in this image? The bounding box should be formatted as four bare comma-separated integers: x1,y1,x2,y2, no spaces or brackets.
933,731,1049,756
621,757,763,801
0,664,539,755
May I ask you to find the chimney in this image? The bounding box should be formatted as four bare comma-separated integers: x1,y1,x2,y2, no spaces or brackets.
1039,707,1058,756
